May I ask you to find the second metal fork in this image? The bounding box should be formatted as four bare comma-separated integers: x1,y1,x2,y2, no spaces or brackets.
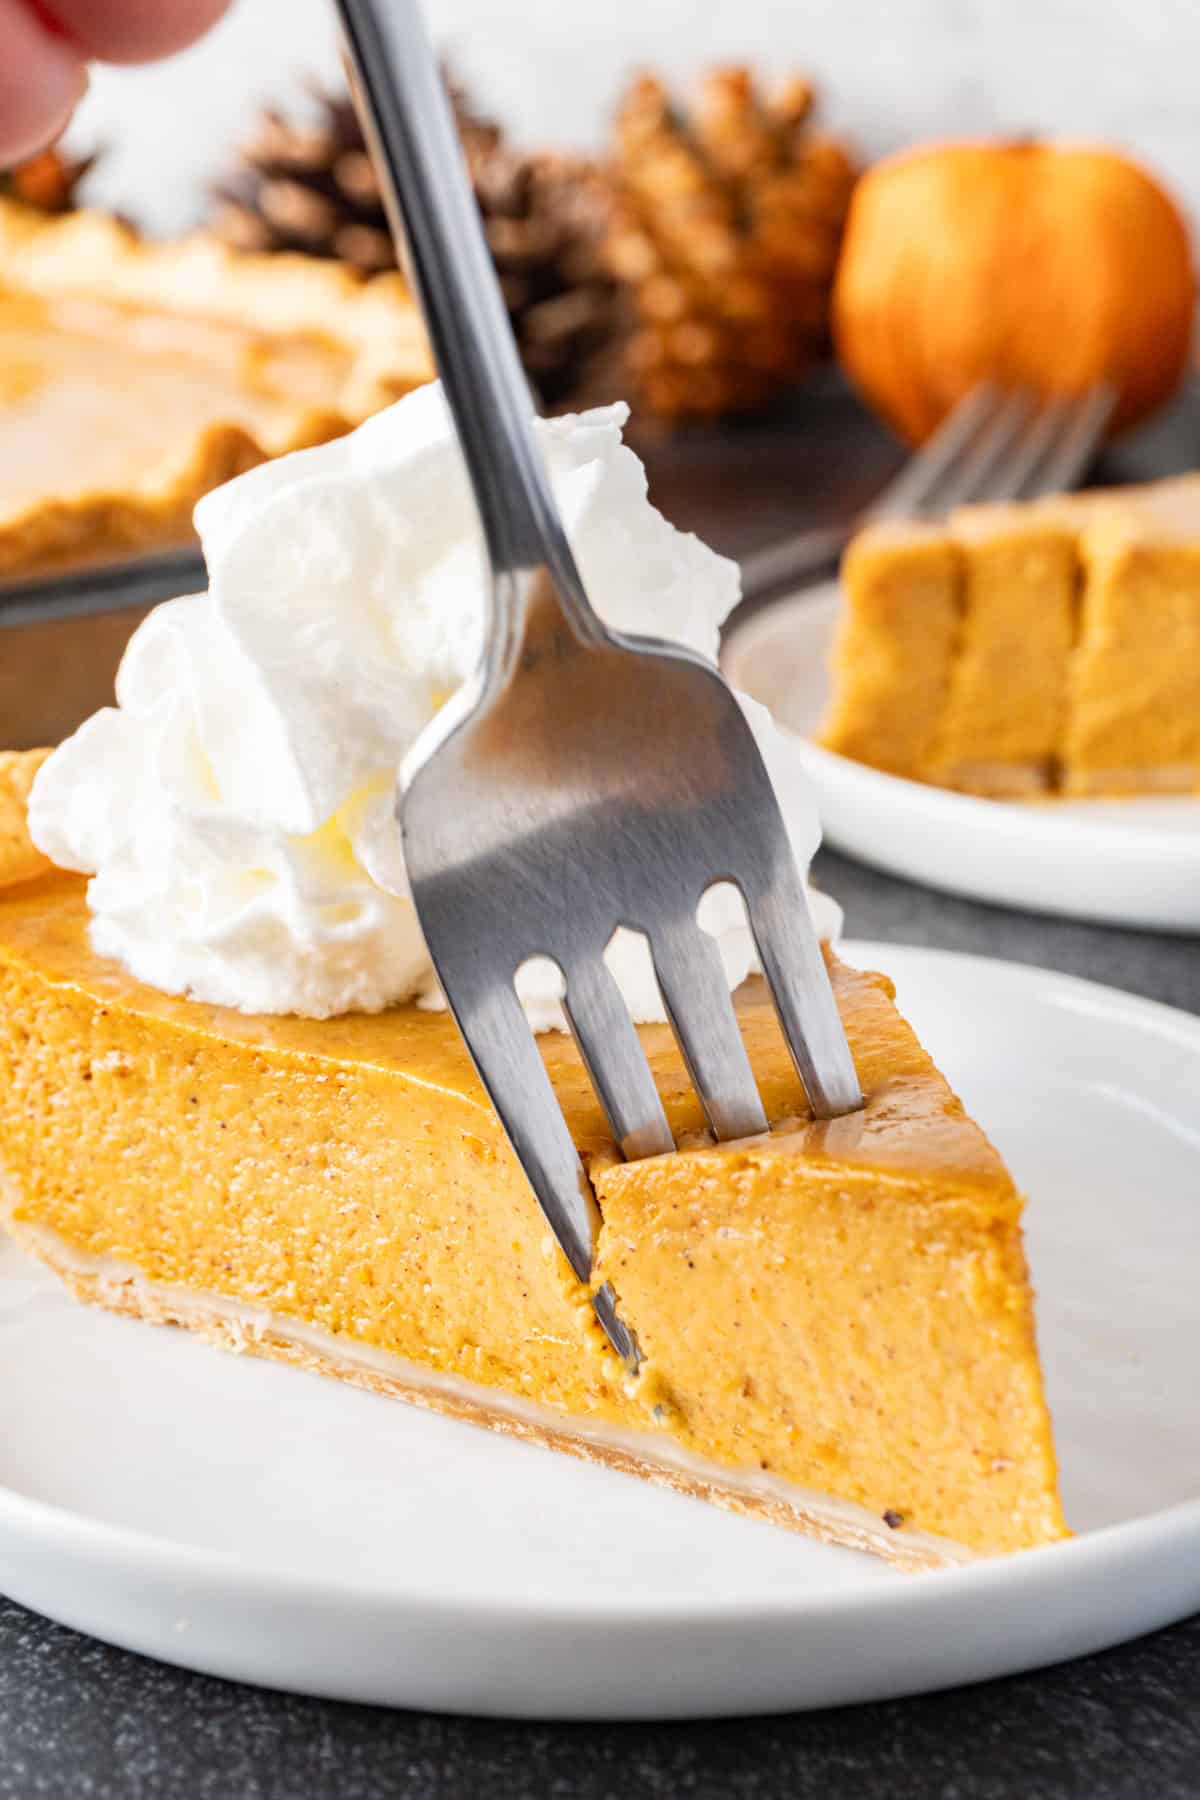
740,382,1115,607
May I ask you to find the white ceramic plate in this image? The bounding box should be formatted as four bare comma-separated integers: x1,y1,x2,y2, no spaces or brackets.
1,942,1198,1718
723,586,1200,932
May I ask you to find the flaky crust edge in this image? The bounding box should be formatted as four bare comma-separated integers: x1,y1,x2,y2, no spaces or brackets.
0,748,53,889
0,200,432,575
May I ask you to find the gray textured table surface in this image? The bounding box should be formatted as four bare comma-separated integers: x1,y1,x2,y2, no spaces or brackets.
3,386,1199,1797
0,1589,1198,1800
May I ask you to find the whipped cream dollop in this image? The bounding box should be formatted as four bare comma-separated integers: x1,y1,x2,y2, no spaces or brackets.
31,384,834,1026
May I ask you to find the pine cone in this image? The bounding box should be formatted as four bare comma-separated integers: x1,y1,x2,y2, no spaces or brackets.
606,68,857,424
212,84,619,411
1,144,97,213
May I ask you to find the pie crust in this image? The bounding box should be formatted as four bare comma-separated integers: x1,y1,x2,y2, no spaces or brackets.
0,199,432,579
0,748,51,887
6,1211,971,1573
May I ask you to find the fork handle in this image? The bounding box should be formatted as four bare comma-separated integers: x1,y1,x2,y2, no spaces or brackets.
738,521,852,605
335,0,594,623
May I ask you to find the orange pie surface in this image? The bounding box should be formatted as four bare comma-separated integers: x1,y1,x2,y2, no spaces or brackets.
820,474,1200,797
0,846,1065,1566
0,202,431,578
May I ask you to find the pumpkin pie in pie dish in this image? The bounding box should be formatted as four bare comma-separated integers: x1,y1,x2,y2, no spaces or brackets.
0,199,431,580
820,474,1200,798
0,393,1065,1569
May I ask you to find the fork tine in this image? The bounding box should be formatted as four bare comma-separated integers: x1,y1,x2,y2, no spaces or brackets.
742,867,862,1121
916,387,1038,514
651,922,768,1142
448,977,640,1367
737,386,1002,605
563,958,675,1160
868,383,1000,523
964,392,1077,502
953,387,1110,508
1017,383,1115,501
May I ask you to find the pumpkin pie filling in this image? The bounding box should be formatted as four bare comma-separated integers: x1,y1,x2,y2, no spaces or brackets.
821,474,1200,798
817,521,960,781
1064,488,1200,795
0,862,1064,1568
927,507,1077,795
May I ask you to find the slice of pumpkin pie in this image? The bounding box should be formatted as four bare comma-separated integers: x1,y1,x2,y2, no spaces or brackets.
1062,479,1200,795
819,474,1200,798
0,393,1065,1567
0,855,1064,1569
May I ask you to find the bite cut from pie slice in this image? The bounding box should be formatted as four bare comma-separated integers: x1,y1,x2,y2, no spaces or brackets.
0,811,1065,1569
0,200,432,581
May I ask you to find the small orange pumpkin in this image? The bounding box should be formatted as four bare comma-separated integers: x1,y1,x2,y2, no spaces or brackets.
832,140,1195,444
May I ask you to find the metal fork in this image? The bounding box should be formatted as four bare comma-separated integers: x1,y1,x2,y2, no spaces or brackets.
739,382,1116,607
336,0,863,1367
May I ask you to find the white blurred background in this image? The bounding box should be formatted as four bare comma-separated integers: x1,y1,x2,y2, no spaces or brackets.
70,0,1200,233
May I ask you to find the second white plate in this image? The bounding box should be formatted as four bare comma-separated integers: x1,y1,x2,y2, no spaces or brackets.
0,944,1198,1716
723,585,1200,931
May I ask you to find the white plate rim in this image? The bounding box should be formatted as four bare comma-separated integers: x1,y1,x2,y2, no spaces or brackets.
2,943,1200,1713
801,737,1200,861
723,590,1200,930
2,1453,1198,1626
2,957,1194,1576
